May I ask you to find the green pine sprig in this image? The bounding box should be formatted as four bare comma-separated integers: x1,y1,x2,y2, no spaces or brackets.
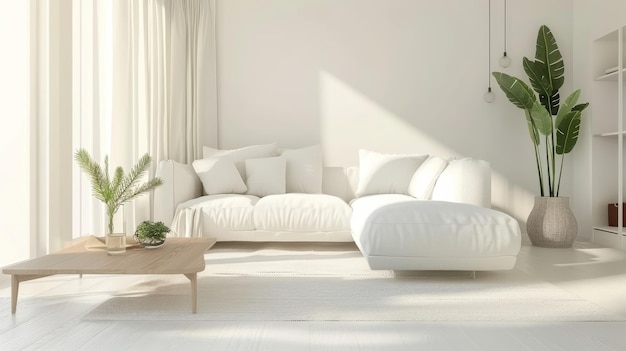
74,148,164,234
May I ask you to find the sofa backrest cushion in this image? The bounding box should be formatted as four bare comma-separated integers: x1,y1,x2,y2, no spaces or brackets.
280,145,323,194
354,149,428,197
322,158,491,207
408,156,449,200
431,158,491,208
192,157,248,195
245,156,287,197
203,143,278,181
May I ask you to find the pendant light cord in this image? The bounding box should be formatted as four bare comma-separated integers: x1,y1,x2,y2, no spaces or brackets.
483,0,496,102
500,0,507,52
488,0,491,89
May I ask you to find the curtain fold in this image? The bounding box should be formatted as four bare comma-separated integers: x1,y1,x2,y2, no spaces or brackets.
113,0,215,164
76,0,216,235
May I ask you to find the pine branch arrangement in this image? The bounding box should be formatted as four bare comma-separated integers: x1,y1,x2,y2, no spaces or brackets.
74,148,164,235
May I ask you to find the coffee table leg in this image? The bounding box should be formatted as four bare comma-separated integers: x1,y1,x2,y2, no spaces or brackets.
184,273,198,313
11,275,19,314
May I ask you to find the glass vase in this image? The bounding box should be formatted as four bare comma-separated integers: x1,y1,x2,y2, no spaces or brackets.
106,233,126,255
106,205,126,255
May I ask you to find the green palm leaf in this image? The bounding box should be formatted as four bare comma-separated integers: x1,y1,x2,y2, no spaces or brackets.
555,89,581,128
534,25,564,116
572,102,589,113
523,58,551,101
492,72,536,110
529,101,553,135
556,110,582,155
535,25,564,94
544,91,560,116
525,110,540,146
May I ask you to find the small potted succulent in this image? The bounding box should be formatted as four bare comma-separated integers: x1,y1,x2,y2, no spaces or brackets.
134,220,170,248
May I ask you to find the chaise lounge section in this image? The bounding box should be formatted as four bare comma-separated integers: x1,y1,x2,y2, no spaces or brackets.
351,195,521,270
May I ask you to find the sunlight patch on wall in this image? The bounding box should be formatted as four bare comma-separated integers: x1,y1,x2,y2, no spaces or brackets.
319,71,459,167
319,71,534,225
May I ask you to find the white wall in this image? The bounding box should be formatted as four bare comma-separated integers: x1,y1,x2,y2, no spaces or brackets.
572,0,626,241
0,0,31,267
216,0,574,229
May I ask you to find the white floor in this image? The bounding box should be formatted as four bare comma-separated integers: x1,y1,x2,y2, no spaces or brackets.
2,240,626,351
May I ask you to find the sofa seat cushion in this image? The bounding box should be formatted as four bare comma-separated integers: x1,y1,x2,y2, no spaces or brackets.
253,194,351,232
351,194,521,259
172,194,260,236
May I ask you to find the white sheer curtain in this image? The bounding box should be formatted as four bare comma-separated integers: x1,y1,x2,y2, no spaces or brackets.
74,0,216,237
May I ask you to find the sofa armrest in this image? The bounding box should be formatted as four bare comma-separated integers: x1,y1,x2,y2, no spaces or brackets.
153,160,202,226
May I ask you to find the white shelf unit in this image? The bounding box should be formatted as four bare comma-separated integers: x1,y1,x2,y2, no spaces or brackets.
591,26,626,250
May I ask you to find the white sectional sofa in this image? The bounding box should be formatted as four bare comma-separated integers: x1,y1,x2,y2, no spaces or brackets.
154,144,522,271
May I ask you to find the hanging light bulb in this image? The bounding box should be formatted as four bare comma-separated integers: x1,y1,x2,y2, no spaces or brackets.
484,87,496,103
485,0,495,103
500,52,511,67
499,0,511,68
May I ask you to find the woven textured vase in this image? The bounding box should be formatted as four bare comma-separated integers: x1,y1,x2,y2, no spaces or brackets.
527,196,577,248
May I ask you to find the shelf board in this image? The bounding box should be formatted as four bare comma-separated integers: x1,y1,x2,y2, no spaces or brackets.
593,131,626,137
594,226,621,235
595,68,626,81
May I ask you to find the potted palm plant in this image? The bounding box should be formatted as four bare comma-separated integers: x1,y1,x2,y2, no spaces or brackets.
492,25,589,248
74,149,163,254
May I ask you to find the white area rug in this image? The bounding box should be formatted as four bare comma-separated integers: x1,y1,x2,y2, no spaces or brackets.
83,242,624,322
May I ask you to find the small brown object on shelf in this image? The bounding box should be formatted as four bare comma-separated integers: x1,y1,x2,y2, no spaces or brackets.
607,203,626,227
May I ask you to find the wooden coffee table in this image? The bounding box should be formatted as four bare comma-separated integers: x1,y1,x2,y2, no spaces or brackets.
2,236,216,314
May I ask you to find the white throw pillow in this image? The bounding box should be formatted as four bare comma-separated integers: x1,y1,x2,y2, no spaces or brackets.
355,149,428,197
280,145,323,193
192,157,247,195
245,157,286,197
431,158,491,208
202,143,278,180
408,156,449,200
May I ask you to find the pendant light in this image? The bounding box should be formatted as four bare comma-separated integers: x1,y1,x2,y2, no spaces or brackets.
499,0,511,67
484,0,495,103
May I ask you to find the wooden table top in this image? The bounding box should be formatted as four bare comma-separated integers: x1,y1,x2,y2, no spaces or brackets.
2,237,217,276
